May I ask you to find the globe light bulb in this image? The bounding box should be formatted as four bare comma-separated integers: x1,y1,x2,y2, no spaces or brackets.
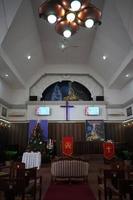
63,30,72,38
71,1,81,11
47,14,57,24
66,12,75,22
85,19,94,28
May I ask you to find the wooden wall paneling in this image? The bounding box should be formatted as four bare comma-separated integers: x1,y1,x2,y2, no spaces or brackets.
74,141,103,154
104,123,109,140
0,127,8,146
69,123,73,137
1,121,132,155
76,123,82,141
115,124,121,141
56,123,63,155
64,123,68,136
48,122,130,155
7,123,28,152
48,122,85,155
73,123,77,141
124,125,133,152
104,123,125,143
119,124,123,141
109,123,114,140
49,123,56,139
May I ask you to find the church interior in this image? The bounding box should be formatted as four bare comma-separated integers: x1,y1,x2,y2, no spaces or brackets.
0,0,133,199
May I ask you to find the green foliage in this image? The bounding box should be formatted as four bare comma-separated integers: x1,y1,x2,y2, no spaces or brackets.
117,150,133,160
5,151,17,161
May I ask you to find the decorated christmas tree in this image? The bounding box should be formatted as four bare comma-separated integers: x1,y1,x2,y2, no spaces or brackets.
28,123,46,152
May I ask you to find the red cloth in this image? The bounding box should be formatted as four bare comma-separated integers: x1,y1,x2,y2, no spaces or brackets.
103,142,115,160
44,183,96,200
62,136,73,156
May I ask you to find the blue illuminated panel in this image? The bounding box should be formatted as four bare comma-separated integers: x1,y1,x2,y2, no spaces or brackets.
86,106,100,116
35,106,50,115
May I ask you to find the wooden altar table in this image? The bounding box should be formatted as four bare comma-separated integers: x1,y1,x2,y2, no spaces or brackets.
22,152,41,169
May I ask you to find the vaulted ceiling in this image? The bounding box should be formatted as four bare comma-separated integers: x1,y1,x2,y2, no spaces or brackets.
0,0,133,90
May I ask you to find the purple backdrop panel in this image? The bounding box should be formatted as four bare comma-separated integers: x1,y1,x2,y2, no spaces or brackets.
40,120,48,141
28,120,37,139
28,120,48,141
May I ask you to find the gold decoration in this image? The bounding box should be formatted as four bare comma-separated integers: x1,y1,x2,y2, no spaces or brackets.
64,87,78,101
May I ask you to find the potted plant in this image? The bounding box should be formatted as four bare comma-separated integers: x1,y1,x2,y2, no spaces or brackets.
118,150,132,166
4,150,17,166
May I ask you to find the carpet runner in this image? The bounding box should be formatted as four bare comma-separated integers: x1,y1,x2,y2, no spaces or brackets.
44,183,96,200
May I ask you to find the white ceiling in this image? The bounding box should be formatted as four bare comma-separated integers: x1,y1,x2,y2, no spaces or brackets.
0,0,133,89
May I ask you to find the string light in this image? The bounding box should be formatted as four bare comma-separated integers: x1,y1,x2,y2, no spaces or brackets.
0,118,11,128
122,118,133,127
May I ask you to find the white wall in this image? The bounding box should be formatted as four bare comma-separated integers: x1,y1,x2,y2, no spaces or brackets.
116,0,133,43
0,77,13,103
1,73,131,106
0,78,29,105
124,103,133,120
8,108,27,122
106,108,125,121
104,79,133,105
30,74,133,106
7,101,127,122
0,1,7,44
104,88,123,104
10,88,29,105
0,72,133,122
30,74,103,100
27,101,107,121
0,103,8,119
3,0,22,29
0,0,22,44
120,80,133,104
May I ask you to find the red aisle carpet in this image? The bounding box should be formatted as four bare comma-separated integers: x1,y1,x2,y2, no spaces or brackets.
44,183,96,200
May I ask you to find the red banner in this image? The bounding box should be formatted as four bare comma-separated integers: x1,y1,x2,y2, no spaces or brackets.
103,142,115,160
62,136,73,156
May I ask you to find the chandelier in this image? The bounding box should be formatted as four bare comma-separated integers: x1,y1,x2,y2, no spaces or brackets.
38,0,102,38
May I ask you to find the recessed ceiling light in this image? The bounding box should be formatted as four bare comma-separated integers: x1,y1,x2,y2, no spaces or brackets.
27,55,31,60
125,74,129,78
61,44,65,49
5,74,9,77
102,55,107,60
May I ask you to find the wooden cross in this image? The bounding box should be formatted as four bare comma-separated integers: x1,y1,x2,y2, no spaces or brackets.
60,101,74,121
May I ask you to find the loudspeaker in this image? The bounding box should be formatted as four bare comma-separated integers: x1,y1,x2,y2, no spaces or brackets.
29,96,38,101
96,96,104,101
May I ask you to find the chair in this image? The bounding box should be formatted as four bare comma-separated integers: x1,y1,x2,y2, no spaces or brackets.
97,169,125,200
110,160,125,170
0,163,42,200
25,167,42,200
10,161,25,178
0,162,27,200
0,176,27,200
0,165,10,177
10,163,42,200
127,167,133,180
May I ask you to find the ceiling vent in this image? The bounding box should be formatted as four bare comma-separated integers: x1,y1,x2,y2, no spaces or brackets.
108,113,125,116
8,112,25,117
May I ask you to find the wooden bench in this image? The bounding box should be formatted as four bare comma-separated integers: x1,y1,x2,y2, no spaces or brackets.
51,157,89,182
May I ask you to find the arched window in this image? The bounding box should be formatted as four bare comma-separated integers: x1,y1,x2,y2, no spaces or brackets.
41,81,93,101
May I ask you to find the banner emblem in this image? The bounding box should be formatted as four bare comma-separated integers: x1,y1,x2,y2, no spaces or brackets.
103,141,115,160
62,136,73,156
